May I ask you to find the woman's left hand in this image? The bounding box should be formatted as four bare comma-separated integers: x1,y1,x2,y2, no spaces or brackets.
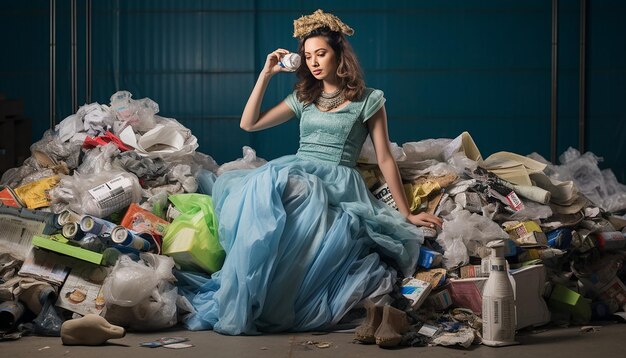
407,212,443,228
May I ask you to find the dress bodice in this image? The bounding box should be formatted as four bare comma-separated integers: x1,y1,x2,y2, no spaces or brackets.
285,88,385,167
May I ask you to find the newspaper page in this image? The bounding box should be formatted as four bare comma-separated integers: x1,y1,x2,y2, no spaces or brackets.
56,262,109,316
0,214,45,260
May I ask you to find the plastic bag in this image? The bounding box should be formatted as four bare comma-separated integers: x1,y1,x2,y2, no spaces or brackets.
216,146,267,176
162,193,224,274
30,130,82,169
110,90,159,133
436,210,509,268
76,142,121,174
49,171,142,217
21,294,64,336
102,255,158,307
510,200,553,221
102,253,178,331
358,135,405,164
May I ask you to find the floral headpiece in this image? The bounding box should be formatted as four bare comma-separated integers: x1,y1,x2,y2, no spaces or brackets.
293,9,354,39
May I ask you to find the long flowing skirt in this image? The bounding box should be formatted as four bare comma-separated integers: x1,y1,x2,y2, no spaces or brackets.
184,155,423,335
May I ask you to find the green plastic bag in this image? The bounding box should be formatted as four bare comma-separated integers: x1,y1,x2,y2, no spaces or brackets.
162,193,224,274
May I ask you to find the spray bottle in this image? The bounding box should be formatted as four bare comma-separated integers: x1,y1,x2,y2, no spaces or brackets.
482,240,518,346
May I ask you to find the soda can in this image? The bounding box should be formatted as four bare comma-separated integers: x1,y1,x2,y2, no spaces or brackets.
110,225,151,252
279,53,301,72
80,215,116,236
594,231,626,251
62,222,84,241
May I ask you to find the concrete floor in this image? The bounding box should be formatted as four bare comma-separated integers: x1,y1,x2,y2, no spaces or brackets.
2,323,626,358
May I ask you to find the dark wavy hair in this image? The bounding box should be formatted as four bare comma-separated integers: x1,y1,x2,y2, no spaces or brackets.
294,27,365,105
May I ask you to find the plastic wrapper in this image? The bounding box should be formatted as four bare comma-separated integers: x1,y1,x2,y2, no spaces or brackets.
118,116,198,160
196,169,217,195
102,253,178,331
436,210,509,268
20,295,64,337
601,169,626,213
110,90,159,134
358,135,405,164
49,171,141,217
113,150,169,187
402,138,452,162
76,142,121,175
30,130,82,169
536,147,626,212
55,113,83,143
217,146,267,176
509,200,553,221
139,191,169,218
192,151,219,174
1,157,39,187
169,164,198,193
79,103,117,136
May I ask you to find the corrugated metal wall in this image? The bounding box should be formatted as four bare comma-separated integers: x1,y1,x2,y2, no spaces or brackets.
0,0,624,181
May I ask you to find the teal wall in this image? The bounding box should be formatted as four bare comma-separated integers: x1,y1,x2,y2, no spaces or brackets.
1,0,624,181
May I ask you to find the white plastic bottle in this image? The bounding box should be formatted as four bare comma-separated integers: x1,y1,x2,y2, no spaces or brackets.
482,240,518,346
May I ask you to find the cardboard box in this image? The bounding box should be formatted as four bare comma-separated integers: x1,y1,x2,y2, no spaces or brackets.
505,220,547,247
460,264,486,279
426,287,453,310
401,277,432,310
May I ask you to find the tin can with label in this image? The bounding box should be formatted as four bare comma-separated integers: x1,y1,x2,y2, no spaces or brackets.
593,231,626,251
80,215,116,236
62,222,84,241
110,225,151,251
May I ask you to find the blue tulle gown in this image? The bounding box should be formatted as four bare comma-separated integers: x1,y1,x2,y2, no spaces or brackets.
184,88,423,335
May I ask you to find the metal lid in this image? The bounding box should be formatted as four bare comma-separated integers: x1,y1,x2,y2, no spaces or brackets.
110,226,128,244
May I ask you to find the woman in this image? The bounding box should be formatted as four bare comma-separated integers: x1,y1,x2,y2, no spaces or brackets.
186,9,442,337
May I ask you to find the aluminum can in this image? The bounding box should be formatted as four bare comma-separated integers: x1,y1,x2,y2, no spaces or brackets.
279,53,301,71
110,225,151,251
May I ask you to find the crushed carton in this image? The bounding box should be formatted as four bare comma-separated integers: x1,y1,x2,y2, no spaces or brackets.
505,220,547,247
401,277,432,310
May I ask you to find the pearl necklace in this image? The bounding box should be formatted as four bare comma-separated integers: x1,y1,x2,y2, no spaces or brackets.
316,88,345,112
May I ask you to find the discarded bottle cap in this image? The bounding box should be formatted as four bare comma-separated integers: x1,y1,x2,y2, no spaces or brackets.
279,53,301,72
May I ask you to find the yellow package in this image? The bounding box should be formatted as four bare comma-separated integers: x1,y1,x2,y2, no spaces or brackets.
14,176,60,209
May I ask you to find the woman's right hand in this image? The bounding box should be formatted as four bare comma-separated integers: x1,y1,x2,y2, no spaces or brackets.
263,48,291,76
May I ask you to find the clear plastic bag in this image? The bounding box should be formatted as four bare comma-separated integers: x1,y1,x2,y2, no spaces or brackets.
77,142,121,175
436,210,509,268
102,253,178,331
49,170,142,217
217,146,267,176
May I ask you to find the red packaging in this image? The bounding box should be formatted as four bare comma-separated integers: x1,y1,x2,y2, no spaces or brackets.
0,187,24,208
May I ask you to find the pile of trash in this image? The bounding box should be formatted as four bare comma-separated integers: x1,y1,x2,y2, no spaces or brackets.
0,90,625,349
356,131,626,347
